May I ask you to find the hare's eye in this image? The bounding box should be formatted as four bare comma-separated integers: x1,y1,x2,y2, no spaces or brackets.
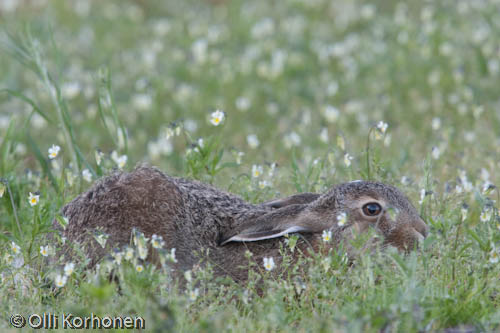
362,203,382,216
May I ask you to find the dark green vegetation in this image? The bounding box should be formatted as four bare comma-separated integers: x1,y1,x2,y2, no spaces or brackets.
1,1,499,331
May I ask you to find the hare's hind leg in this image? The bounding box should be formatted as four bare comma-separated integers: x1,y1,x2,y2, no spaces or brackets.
58,166,186,267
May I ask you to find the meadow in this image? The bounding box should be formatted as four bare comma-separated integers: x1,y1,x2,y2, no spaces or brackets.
1,0,500,331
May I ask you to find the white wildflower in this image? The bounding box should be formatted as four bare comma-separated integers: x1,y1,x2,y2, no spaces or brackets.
197,138,204,149
480,209,492,222
236,97,251,111
258,180,270,189
64,262,75,276
322,257,331,272
343,153,353,167
263,257,275,271
337,135,345,150
4,253,13,266
337,212,347,226
54,274,68,288
82,169,92,182
209,110,225,126
377,121,388,133
138,245,148,260
361,4,376,19
112,250,123,265
169,248,178,263
324,105,340,123
132,93,152,111
480,168,490,182
284,131,301,148
184,270,192,282
61,81,81,99
94,231,109,248
247,134,260,149
322,230,332,242
319,127,329,143
40,245,51,257
29,192,40,206
189,288,199,301
432,117,441,130
268,163,277,177
418,189,426,205
10,242,21,255
48,145,61,159
489,248,499,264
326,81,339,96
151,234,165,249
235,151,244,165
482,182,494,194
111,151,127,169
252,165,263,178
431,146,440,160
124,247,134,261
95,150,104,166
461,206,468,221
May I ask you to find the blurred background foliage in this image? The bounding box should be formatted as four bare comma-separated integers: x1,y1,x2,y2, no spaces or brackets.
1,0,498,195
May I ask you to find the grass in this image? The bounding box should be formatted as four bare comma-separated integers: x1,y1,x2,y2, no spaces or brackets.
1,0,500,331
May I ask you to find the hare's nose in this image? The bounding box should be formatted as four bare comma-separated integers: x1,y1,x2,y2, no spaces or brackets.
414,217,428,238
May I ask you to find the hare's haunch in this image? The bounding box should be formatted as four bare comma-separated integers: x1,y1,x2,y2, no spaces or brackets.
57,166,428,282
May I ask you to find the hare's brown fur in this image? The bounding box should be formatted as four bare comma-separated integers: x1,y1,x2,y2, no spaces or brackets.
57,166,428,283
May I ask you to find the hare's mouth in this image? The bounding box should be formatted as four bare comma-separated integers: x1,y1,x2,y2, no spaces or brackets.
414,228,426,242
380,225,428,252
414,216,429,238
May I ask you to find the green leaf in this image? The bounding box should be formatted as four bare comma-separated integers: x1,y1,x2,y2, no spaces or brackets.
0,89,53,123
0,116,17,174
457,242,474,257
465,228,488,252
25,126,59,192
74,145,96,177
291,149,302,193
217,162,239,172
389,251,409,276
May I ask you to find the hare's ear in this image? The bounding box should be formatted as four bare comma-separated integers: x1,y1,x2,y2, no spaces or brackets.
263,193,320,209
220,225,308,245
219,204,323,245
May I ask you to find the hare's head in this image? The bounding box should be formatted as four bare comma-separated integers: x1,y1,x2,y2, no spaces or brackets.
221,181,428,252
312,181,428,251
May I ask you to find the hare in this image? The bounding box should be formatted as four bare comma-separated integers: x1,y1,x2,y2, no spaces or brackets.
56,166,428,283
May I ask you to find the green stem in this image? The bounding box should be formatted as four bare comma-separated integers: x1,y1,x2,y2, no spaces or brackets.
366,126,374,181
43,69,79,176
29,34,81,184
2,178,22,235
451,215,464,283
